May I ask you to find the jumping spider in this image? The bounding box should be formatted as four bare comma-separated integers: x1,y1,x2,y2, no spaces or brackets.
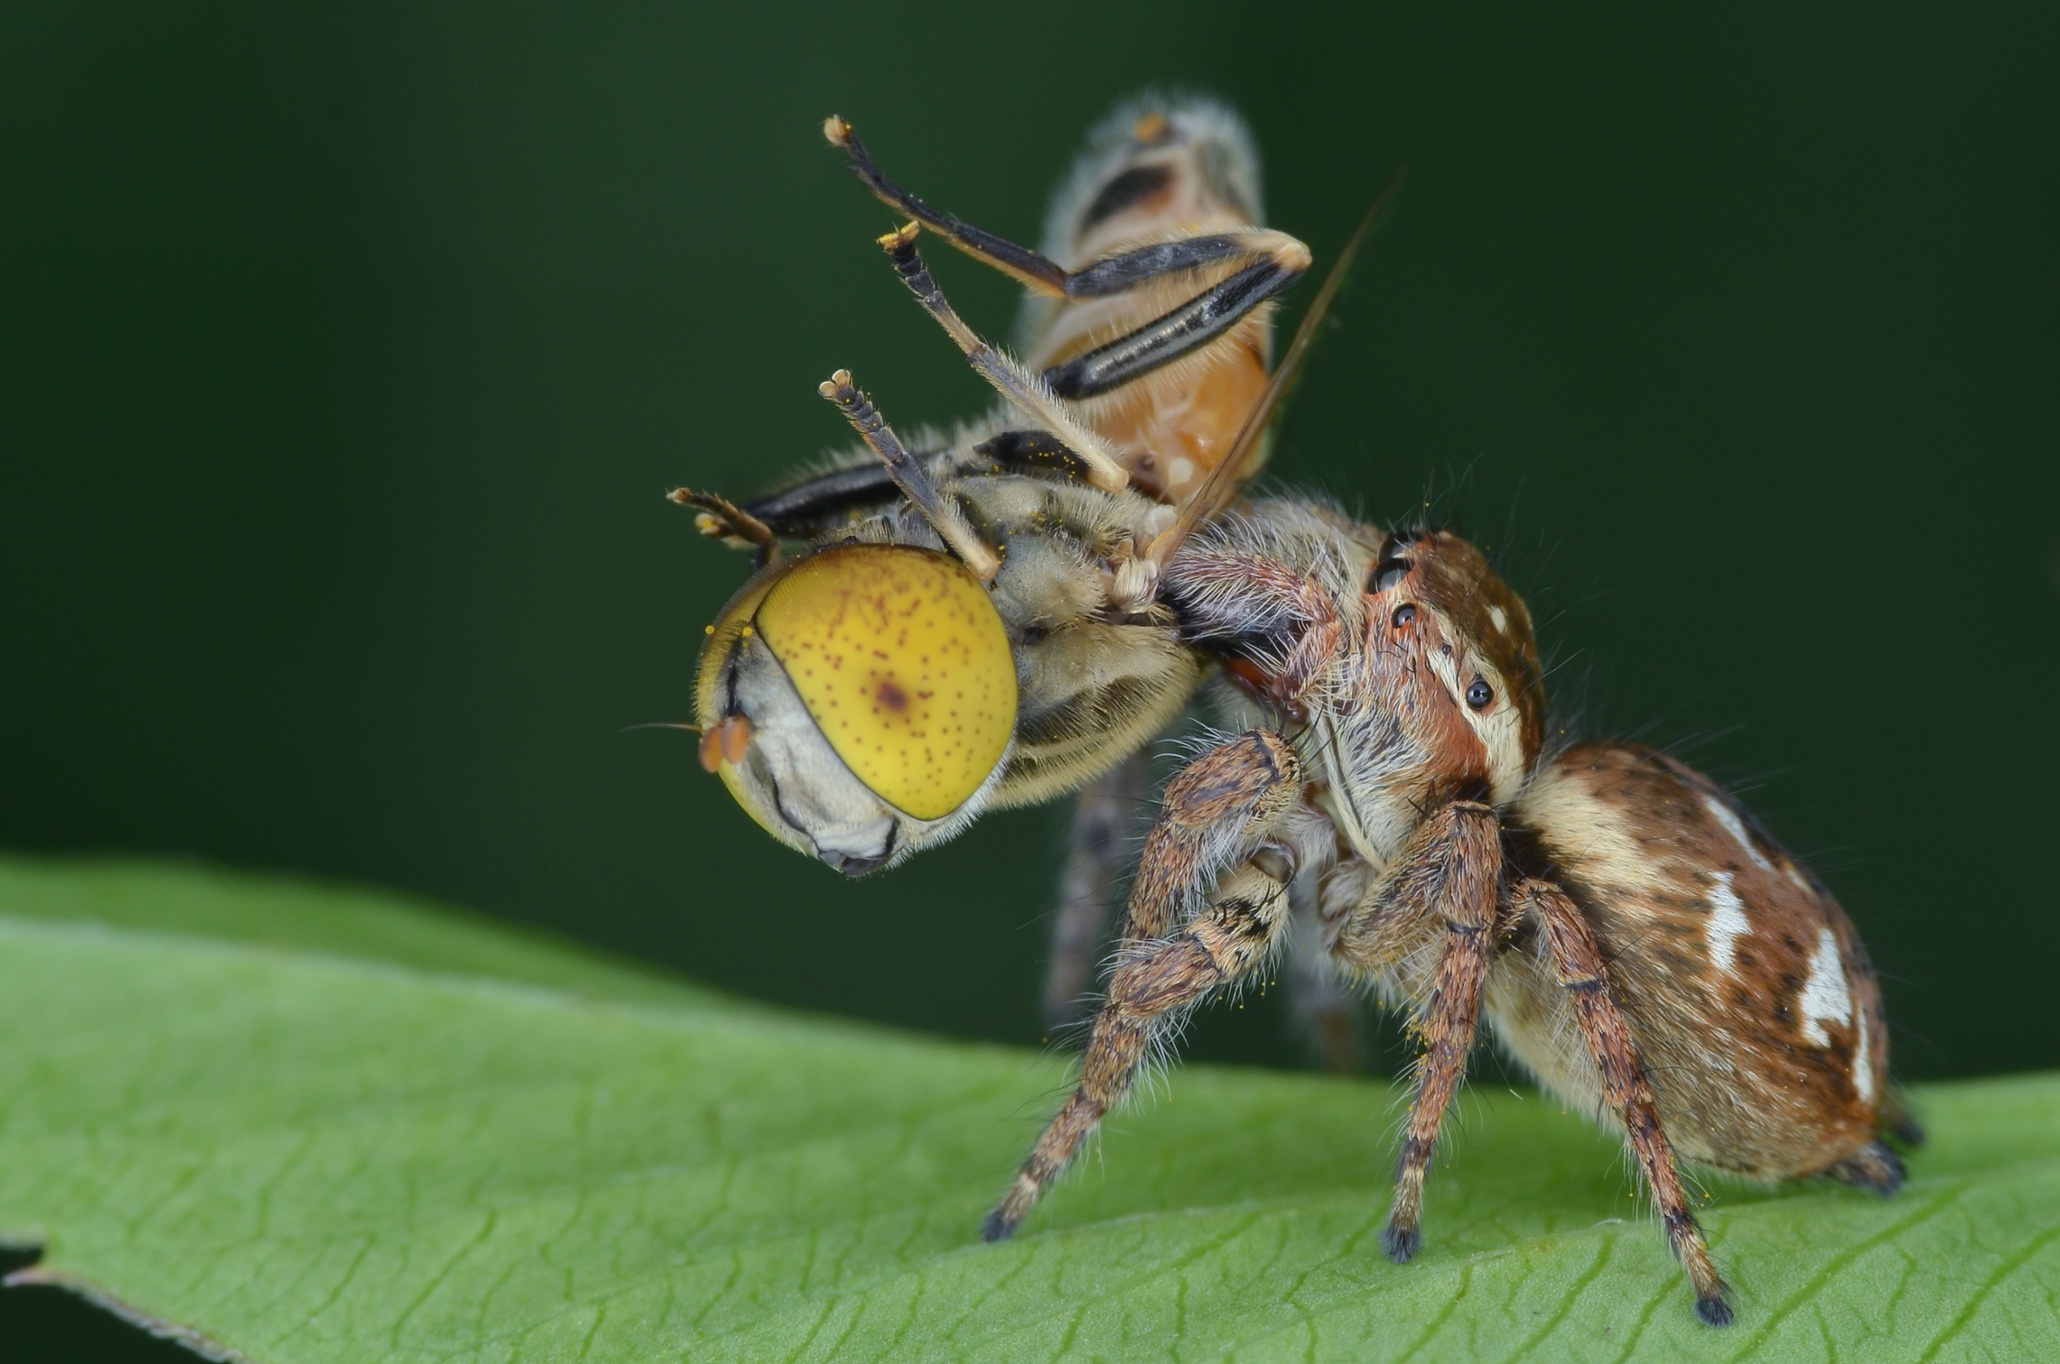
982,514,1917,1327
681,100,1914,1326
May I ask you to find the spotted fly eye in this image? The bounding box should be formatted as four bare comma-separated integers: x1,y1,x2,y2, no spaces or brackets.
1466,676,1494,710
746,545,1010,816
1391,603,1417,629
696,544,1019,862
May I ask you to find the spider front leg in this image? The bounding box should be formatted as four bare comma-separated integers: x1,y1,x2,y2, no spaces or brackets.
1326,800,1505,1262
1511,877,1734,1326
985,730,1302,1240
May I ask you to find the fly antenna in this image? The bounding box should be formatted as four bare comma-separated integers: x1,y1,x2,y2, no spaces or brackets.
669,488,774,547
818,368,1003,582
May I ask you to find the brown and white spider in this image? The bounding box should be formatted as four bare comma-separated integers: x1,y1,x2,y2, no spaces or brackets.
979,511,1917,1326
681,101,1914,1326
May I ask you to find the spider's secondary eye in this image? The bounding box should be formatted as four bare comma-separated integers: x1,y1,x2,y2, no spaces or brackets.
1372,560,1410,593
1466,677,1494,710
1391,604,1417,628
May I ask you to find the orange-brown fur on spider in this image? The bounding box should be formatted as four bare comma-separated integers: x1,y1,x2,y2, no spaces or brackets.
983,515,1915,1327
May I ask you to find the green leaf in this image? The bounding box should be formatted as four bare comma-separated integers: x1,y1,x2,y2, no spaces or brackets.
0,858,732,1013
2,857,2055,1362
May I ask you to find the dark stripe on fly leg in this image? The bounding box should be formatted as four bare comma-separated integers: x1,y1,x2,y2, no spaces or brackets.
1044,259,1304,400
1062,235,1251,296
738,463,903,535
971,431,1095,483
817,369,1001,580
825,115,1070,295
876,225,1131,490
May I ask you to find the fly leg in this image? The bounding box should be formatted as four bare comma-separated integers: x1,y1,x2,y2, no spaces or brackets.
1042,753,1152,1030
816,369,1000,580
828,116,1307,402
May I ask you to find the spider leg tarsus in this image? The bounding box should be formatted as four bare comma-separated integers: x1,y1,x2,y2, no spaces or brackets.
1380,1223,1421,1264
1827,1139,1907,1197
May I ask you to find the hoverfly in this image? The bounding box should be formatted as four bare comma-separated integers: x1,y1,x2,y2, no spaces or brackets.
683,98,1340,1026
676,100,1914,1326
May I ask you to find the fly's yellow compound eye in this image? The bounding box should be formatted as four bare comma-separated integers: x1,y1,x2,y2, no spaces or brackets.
759,546,1015,817
698,544,1017,840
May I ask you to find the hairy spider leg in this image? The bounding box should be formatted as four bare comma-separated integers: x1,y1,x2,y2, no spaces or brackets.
1514,877,1734,1326
985,729,1303,1240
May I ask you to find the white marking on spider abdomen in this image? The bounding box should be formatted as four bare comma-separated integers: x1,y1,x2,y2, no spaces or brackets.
1799,926,1854,1046
1853,1007,1876,1102
1703,795,1775,872
1488,604,1509,634
1704,872,1751,972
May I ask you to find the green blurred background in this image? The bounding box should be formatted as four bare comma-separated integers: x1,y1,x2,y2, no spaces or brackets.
3,0,2055,1350
7,0,2059,1102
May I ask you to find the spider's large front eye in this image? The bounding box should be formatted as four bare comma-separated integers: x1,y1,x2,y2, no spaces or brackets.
698,544,1018,844
1466,676,1494,710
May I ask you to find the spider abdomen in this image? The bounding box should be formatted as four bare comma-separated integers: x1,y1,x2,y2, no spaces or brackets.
1495,740,1890,1180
